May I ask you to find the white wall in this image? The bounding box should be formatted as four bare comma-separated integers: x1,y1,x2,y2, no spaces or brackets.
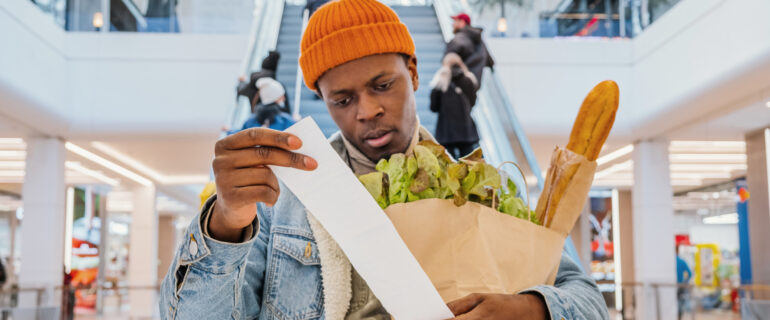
0,0,248,139
486,39,634,140
630,0,770,138
690,224,739,251
64,33,246,136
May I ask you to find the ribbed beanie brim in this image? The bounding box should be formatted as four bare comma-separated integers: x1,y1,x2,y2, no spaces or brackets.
299,0,416,91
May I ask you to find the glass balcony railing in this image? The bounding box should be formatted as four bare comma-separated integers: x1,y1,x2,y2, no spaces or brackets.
28,0,254,33
460,0,683,39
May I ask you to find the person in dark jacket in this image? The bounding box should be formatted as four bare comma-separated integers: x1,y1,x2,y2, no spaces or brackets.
445,13,495,91
429,52,479,159
236,51,291,114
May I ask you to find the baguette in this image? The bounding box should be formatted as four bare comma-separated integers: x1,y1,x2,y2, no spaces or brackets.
539,80,619,227
566,80,619,161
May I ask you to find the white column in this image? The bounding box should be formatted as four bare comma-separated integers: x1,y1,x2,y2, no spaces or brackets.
745,129,770,298
631,139,677,320
128,185,158,318
19,137,66,308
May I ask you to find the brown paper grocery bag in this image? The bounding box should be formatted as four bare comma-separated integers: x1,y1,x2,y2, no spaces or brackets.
383,147,596,303
384,200,562,302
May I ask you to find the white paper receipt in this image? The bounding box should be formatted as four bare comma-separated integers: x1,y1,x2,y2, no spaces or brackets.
270,118,454,320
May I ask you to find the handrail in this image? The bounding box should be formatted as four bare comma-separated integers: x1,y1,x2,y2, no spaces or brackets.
226,0,268,131
292,8,310,120
227,0,285,133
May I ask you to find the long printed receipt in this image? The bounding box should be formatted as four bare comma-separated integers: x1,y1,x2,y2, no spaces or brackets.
270,118,453,320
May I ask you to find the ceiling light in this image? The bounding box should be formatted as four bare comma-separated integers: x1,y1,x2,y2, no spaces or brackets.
0,138,24,144
0,170,25,177
703,212,738,224
159,175,211,185
669,141,746,154
669,153,747,162
65,142,152,186
0,161,25,169
670,172,732,180
765,101,770,108
670,141,745,148
669,164,747,172
594,160,632,179
597,145,634,166
0,151,26,159
670,179,703,186
65,161,119,186
91,142,210,185
591,179,633,186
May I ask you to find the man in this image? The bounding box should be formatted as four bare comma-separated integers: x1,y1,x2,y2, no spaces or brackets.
446,13,494,90
160,0,609,319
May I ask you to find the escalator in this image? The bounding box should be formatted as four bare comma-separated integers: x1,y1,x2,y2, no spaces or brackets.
232,0,583,269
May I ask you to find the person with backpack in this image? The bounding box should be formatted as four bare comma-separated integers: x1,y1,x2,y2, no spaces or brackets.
240,77,295,131
429,52,479,159
236,51,291,114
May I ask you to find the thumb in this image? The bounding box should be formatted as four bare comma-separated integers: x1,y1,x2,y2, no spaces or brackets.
447,293,484,316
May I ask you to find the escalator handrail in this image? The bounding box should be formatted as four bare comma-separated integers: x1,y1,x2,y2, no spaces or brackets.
292,8,310,119
226,0,285,132
487,70,545,191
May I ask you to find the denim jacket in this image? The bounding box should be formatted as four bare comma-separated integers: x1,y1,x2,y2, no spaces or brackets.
160,133,610,320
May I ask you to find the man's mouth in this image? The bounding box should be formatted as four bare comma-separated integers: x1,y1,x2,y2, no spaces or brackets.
363,130,395,148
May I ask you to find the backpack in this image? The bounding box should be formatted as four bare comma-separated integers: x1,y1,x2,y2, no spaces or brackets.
267,112,296,131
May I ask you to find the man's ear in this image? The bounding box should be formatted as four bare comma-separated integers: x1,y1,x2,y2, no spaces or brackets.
407,55,419,91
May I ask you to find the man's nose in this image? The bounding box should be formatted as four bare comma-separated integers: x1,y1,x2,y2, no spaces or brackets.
356,93,384,121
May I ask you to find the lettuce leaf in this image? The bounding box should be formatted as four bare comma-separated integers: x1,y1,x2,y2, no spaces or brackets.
358,172,389,208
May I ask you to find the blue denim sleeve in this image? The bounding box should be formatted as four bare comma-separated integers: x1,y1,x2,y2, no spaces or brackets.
159,195,272,320
519,252,610,320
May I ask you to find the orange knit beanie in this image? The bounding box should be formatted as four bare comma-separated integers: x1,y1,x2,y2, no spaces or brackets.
299,0,416,91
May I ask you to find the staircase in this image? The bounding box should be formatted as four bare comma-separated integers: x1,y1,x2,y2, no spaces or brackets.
274,5,446,137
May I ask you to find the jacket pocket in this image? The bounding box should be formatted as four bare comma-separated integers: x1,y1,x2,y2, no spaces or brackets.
264,227,324,320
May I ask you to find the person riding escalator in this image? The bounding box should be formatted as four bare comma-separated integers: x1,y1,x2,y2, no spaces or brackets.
237,51,291,114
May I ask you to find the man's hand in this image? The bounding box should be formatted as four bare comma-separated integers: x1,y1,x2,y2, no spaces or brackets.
447,293,549,320
209,128,317,242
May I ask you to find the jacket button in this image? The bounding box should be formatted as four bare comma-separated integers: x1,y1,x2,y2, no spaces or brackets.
232,310,240,319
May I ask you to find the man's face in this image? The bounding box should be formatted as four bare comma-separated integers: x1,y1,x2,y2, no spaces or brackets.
452,19,466,33
316,53,419,162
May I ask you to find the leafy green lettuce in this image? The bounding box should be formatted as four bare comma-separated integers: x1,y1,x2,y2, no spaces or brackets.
357,141,538,224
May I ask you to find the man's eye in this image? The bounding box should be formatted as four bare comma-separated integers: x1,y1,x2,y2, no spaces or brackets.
335,97,352,106
375,81,393,91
